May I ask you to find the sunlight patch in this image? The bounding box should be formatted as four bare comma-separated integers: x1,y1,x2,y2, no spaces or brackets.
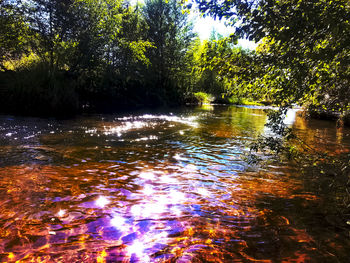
95,196,110,208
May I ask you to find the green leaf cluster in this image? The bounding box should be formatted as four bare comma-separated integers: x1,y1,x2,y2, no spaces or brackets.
193,0,350,115
0,0,197,114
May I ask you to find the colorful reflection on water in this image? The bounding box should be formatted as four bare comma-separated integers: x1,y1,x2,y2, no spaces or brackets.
0,106,350,262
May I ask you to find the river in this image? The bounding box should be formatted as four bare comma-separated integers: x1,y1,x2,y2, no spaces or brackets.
0,105,349,262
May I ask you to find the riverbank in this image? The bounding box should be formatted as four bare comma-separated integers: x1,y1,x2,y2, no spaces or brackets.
307,108,350,127
191,92,350,127
190,92,268,107
0,68,184,118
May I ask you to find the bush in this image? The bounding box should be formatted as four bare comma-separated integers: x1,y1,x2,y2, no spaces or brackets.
193,92,215,105
0,62,79,116
227,95,262,106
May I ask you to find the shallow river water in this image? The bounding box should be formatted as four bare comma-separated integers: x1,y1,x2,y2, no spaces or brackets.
0,105,349,262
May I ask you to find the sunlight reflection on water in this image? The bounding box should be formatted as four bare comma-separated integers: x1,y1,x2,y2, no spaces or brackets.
95,196,110,208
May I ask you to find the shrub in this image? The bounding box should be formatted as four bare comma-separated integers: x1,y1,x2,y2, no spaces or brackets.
193,92,215,105
0,62,79,116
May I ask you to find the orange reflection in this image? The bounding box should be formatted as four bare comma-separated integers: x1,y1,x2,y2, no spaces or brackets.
292,112,350,155
97,249,107,263
0,162,331,262
1,107,349,262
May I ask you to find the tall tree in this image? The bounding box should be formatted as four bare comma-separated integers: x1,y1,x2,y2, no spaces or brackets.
143,0,196,105
20,0,77,70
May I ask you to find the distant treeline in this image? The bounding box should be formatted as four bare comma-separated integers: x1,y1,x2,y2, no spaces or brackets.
0,0,259,116
3,0,348,120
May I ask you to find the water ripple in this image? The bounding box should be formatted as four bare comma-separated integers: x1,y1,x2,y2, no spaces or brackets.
0,107,350,262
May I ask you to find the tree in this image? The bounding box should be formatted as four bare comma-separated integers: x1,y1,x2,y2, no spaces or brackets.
190,35,264,103
18,0,78,70
69,0,154,108
192,0,350,115
0,0,155,114
108,1,153,81
142,0,196,105
0,0,30,70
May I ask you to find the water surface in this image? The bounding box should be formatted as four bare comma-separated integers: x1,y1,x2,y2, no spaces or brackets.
0,106,349,262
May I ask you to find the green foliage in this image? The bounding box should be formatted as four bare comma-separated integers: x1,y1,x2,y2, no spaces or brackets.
193,92,215,104
0,1,31,69
0,0,200,115
0,62,79,116
1,0,258,116
193,0,350,114
142,0,197,106
190,36,264,103
1,0,348,117
227,96,262,106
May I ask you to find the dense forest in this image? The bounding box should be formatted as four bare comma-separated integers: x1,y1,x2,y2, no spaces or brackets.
0,0,252,116
1,0,349,121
